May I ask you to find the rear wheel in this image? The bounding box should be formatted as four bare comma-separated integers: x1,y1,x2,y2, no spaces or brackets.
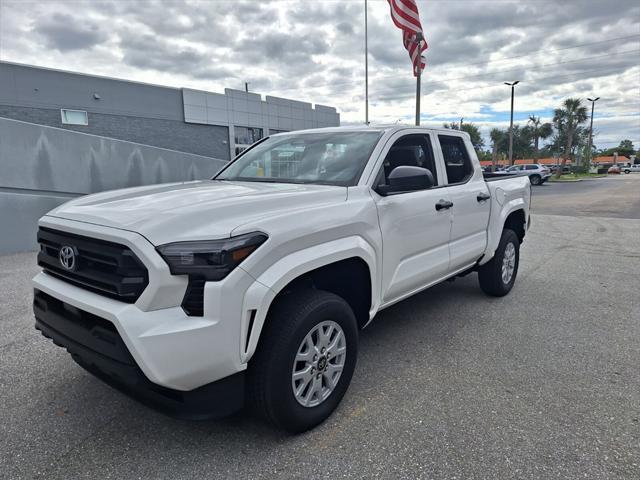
478,228,520,297
529,174,541,185
247,289,358,433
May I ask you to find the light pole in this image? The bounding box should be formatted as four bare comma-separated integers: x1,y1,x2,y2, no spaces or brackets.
364,0,369,125
587,97,600,168
505,81,519,165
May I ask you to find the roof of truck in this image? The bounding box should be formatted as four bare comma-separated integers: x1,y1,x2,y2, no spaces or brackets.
270,125,471,137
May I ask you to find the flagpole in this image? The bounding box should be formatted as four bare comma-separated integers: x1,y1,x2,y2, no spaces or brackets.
365,0,369,125
415,32,423,126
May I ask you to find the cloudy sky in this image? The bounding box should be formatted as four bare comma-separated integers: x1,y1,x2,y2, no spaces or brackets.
1,0,638,149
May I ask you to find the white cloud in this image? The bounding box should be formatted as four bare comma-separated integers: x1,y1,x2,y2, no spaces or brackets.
1,0,638,146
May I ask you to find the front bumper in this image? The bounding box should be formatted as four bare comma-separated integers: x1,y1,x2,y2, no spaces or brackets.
33,216,268,391
34,289,245,419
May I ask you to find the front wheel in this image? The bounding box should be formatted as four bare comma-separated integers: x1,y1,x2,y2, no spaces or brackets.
247,289,358,433
478,228,520,297
529,174,541,185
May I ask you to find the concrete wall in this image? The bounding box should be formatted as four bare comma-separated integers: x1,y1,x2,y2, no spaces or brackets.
184,87,340,132
183,88,341,157
0,61,184,120
0,63,231,160
0,117,227,254
0,105,230,160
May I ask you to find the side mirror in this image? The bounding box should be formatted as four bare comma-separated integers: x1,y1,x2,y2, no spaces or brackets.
376,165,434,196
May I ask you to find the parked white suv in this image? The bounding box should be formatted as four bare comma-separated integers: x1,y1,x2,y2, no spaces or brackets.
502,164,551,185
622,164,640,174
33,126,531,432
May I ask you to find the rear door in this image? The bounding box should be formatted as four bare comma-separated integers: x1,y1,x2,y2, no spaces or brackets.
435,134,491,271
371,131,452,304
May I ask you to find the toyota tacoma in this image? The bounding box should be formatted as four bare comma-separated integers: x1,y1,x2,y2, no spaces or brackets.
33,126,531,432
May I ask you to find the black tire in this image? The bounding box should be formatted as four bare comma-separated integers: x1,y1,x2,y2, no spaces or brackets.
624,169,630,174
247,289,358,433
529,174,541,185
478,228,520,297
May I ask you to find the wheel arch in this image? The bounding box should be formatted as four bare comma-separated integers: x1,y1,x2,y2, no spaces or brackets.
239,237,378,364
504,208,526,243
480,204,527,266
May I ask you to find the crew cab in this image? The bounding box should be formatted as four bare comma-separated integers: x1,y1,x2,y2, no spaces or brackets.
33,126,531,432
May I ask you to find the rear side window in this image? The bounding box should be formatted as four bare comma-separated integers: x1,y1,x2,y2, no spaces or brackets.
438,135,473,184
525,165,538,170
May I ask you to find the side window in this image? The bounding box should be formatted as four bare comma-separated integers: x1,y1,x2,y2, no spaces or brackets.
438,135,473,184
525,165,537,170
377,134,438,188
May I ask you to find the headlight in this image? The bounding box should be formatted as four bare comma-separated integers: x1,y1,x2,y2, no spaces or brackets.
156,232,267,281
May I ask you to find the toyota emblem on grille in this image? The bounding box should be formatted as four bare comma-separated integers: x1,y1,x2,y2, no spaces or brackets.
59,245,77,271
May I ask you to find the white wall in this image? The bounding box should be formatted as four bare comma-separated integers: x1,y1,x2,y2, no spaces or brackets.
182,88,340,157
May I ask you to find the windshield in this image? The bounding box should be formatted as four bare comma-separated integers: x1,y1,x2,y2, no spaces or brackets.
215,131,382,186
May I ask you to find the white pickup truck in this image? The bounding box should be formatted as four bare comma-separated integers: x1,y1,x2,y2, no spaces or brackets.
33,126,531,432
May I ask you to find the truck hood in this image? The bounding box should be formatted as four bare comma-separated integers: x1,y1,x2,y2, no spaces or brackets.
46,180,348,245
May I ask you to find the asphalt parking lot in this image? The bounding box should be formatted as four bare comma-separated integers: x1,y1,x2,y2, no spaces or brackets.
1,176,639,479
531,173,640,219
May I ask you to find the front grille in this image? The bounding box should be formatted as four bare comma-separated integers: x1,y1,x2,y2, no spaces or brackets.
37,227,149,303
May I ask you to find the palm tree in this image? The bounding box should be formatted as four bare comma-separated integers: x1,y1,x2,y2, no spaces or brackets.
490,128,504,172
527,115,553,160
553,98,588,177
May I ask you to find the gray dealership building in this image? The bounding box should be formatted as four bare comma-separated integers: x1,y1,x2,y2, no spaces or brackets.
0,61,340,254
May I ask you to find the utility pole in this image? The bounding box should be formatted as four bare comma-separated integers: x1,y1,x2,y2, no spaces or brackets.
415,32,423,126
460,117,463,129
504,81,519,165
244,82,249,93
365,0,369,125
587,96,600,168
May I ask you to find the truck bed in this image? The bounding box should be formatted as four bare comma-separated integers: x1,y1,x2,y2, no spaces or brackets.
483,172,528,181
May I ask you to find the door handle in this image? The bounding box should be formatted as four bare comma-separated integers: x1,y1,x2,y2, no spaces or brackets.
435,199,454,211
477,192,491,202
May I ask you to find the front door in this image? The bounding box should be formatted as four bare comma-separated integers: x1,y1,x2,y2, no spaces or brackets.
372,133,452,304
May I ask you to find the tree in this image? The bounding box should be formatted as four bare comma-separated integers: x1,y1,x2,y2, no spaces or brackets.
552,98,588,177
490,128,505,171
477,150,492,161
527,115,553,159
496,125,533,160
612,140,635,158
443,122,485,152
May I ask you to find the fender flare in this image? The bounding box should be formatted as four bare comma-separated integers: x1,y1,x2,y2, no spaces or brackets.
238,236,378,363
480,199,527,266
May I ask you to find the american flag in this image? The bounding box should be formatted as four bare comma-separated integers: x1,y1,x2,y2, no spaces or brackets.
386,0,428,76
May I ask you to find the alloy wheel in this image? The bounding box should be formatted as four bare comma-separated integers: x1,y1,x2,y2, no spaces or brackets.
291,320,346,408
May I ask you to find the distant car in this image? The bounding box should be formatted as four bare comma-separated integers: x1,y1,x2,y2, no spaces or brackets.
608,165,621,174
622,164,640,174
550,165,571,175
498,164,551,185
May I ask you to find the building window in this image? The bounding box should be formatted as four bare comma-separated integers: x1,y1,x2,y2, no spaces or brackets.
61,109,88,125
234,126,263,145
